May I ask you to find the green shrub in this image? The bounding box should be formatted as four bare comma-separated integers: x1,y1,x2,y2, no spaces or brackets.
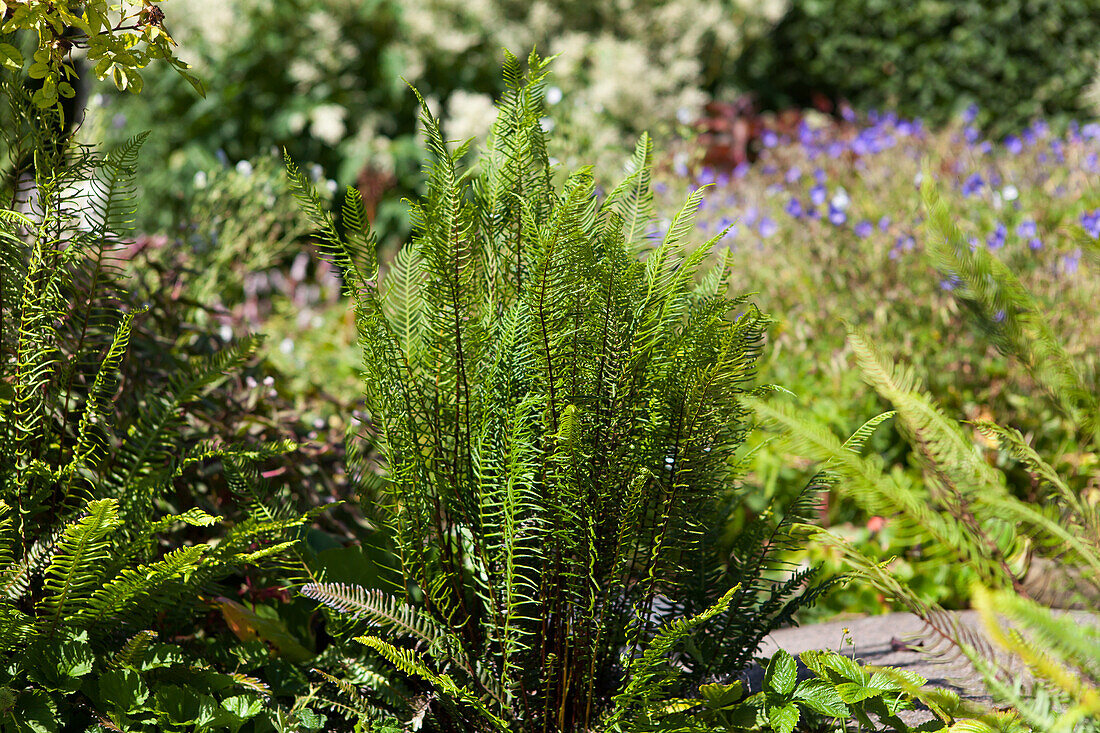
289,51,833,730
0,21,329,733
738,0,1100,136
91,0,783,239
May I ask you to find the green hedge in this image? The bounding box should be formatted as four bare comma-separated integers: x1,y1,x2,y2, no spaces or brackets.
737,0,1100,135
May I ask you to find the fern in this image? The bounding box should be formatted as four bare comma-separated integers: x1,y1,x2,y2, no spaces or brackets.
0,41,321,730
290,51,829,731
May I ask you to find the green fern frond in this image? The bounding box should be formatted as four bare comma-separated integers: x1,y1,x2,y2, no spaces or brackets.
302,583,443,645
109,630,158,669
602,133,655,249
39,498,121,629
356,635,510,731
611,584,741,724
84,545,209,626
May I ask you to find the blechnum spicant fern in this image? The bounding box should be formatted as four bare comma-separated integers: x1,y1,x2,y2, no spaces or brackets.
0,51,318,731
289,50,832,730
749,174,1100,732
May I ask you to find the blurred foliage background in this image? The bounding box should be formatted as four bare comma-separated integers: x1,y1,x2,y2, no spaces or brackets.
70,0,1100,621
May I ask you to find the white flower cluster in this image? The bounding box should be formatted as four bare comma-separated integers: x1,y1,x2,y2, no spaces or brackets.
399,0,785,174
161,0,786,179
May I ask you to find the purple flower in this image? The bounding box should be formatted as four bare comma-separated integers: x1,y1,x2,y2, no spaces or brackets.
940,275,962,291
762,164,777,175
784,198,804,218
758,217,778,238
762,130,779,148
854,221,873,238
785,166,802,184
733,161,750,179
891,235,915,258
1062,249,1082,274
961,173,984,197
978,141,993,155
986,223,1006,249
1031,119,1049,139
964,126,981,144
1080,210,1100,239
1004,135,1023,155
697,166,717,185
827,142,844,158
993,310,1006,323
878,215,891,231
828,205,847,226
1015,220,1037,239
719,219,739,241
653,181,668,194
810,184,827,207
1028,237,1043,250
963,104,979,123
814,168,827,183
1083,123,1100,140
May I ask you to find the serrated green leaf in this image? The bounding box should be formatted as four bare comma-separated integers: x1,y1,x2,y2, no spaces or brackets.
295,707,326,731
700,681,745,709
947,720,997,732
792,679,850,718
767,702,800,733
835,682,879,704
764,649,798,696
98,669,149,710
10,689,58,733
822,652,868,684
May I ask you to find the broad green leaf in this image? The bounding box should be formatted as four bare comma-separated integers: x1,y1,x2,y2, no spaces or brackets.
822,652,868,684
764,649,798,696
699,681,745,709
98,669,150,710
221,695,263,720
295,707,326,731
9,690,58,733
947,721,998,732
792,679,850,718
835,682,879,704
0,43,22,71
767,702,800,733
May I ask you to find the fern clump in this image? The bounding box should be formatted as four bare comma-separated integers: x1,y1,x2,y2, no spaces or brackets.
290,51,832,730
0,29,325,732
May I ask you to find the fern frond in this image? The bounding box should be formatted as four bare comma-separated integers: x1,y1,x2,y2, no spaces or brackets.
109,630,158,669
357,635,510,731
39,498,121,629
302,583,444,645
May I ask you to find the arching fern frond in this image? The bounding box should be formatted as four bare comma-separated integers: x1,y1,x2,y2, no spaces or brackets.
39,498,121,630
